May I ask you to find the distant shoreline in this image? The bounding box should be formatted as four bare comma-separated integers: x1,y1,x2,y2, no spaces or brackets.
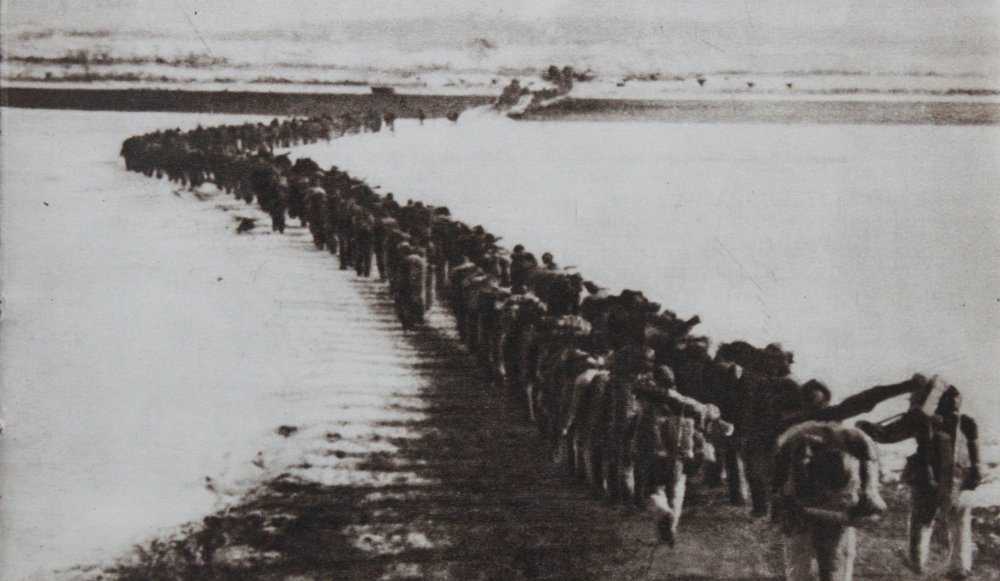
0,87,493,119
3,86,999,125
516,96,1000,125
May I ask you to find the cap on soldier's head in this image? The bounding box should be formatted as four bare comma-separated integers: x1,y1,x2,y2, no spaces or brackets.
938,385,962,415
801,379,831,405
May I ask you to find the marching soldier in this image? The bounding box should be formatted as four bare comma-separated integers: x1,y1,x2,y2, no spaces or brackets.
857,375,982,579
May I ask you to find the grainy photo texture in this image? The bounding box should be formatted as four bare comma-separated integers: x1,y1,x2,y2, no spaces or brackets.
1,1,999,579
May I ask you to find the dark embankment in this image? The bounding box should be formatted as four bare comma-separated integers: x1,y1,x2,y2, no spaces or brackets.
1,87,493,117
517,97,1000,125
4,87,999,125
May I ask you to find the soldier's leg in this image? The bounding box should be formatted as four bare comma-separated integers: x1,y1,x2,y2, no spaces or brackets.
412,297,425,324
425,265,435,309
652,461,686,546
659,461,687,545
783,527,816,581
375,246,386,280
814,525,856,581
909,485,937,573
620,424,638,503
946,492,974,578
354,247,364,276
745,444,772,517
704,451,724,487
466,310,479,351
726,443,747,505
491,328,506,383
395,295,411,330
338,234,350,269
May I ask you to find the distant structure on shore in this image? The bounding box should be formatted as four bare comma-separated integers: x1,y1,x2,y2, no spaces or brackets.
493,64,590,118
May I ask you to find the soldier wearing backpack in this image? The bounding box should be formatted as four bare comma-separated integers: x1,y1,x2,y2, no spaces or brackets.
857,374,982,579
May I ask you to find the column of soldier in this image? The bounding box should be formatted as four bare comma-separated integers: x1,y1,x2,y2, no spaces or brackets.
121,115,984,579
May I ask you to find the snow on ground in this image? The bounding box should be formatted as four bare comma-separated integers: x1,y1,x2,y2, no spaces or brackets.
290,110,1000,499
0,108,425,580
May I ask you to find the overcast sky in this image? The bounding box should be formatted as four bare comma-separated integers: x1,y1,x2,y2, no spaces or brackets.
4,0,996,37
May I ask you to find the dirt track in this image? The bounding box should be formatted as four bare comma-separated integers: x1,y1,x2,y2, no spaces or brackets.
90,192,999,581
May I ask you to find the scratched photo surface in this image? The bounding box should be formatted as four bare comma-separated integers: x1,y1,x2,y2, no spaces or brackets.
2,1,999,579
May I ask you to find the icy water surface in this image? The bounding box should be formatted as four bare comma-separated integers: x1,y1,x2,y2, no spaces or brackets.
1,105,999,579
0,108,425,579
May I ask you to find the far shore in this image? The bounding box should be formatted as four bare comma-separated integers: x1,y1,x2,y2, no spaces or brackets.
3,86,999,125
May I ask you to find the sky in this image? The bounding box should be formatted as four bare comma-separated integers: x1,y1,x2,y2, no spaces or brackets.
4,0,997,39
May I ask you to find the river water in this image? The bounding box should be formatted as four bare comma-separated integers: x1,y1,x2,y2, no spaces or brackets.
296,111,1000,409
0,108,418,579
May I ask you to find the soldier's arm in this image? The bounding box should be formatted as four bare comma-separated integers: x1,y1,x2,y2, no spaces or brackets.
959,414,979,441
961,415,983,490
814,377,922,423
636,385,711,420
856,412,918,444
841,427,881,461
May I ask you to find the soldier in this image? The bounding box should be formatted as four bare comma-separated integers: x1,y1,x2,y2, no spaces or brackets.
384,228,411,294
322,191,340,257
352,215,374,277
510,245,538,291
373,213,398,281
269,176,288,233
772,422,886,581
396,246,428,329
336,199,355,270
304,186,327,249
605,338,655,502
495,78,526,108
857,375,982,579
382,192,401,215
